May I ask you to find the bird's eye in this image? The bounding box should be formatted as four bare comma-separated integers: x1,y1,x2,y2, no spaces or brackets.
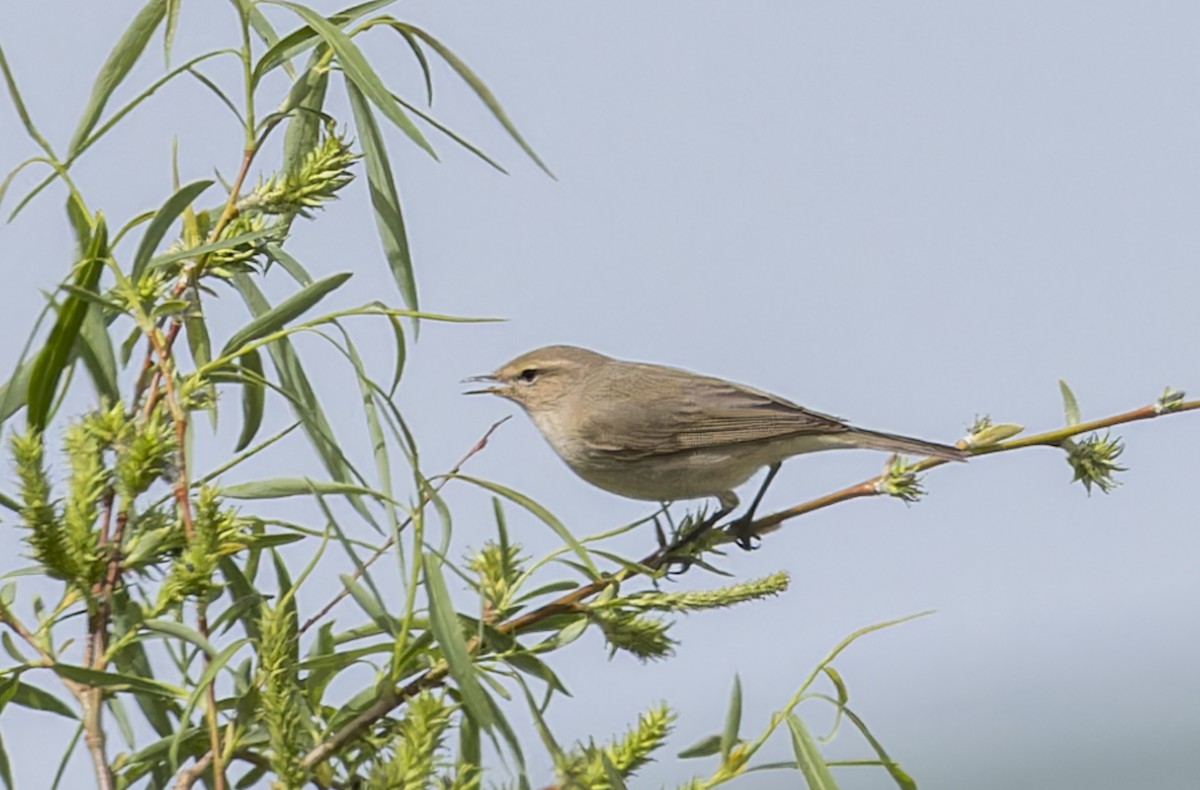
517,368,538,383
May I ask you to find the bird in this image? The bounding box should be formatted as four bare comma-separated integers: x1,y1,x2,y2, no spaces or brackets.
467,345,967,547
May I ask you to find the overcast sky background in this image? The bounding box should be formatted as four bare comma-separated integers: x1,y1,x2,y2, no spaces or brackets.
2,2,1199,788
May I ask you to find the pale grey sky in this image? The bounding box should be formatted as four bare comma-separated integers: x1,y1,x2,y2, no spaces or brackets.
1,2,1198,788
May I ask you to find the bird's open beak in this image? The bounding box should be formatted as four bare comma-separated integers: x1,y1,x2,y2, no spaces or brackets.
462,375,504,395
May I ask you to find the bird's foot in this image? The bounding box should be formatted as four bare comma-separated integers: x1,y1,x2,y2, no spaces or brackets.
726,516,761,551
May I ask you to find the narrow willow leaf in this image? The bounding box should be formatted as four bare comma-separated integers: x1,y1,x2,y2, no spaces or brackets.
721,674,743,760
0,359,32,427
392,27,432,104
51,664,184,699
422,552,495,730
78,302,119,405
131,179,213,283
187,68,245,125
394,22,552,176
838,707,916,790
393,92,508,174
678,734,722,759
11,682,77,719
220,272,351,356
0,732,10,790
27,216,107,432
333,328,396,535
110,607,176,737
453,475,598,578
108,695,136,749
278,58,330,178
338,574,396,634
267,1,436,157
264,243,313,286
251,0,395,87
147,227,277,270
1059,379,1081,426
0,43,55,157
141,619,219,658
386,313,406,397
169,639,249,767
164,0,180,65
68,0,167,156
223,477,397,504
345,79,418,313
246,4,292,80
234,349,266,451
218,558,263,643
787,714,839,790
184,297,212,369
228,275,379,530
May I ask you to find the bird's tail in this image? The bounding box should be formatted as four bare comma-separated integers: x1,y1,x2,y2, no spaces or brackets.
840,427,969,462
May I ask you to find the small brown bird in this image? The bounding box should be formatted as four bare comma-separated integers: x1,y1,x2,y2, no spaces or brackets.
468,345,966,543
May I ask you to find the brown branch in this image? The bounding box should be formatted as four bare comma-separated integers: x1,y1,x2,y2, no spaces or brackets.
299,417,511,634
197,606,226,790
298,396,1200,771
748,398,1200,538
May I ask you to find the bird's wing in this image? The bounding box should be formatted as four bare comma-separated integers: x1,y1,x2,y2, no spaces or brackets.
579,367,849,459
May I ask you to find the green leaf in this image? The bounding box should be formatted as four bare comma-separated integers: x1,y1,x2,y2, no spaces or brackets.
841,707,916,790
390,22,552,176
234,349,265,451
164,0,180,65
131,179,213,283
147,227,278,270
787,714,839,790
228,274,376,528
1059,379,1081,426
720,673,743,760
77,300,119,405
51,664,184,699
678,733,722,759
11,682,77,719
68,0,167,156
345,78,418,313
0,731,10,790
141,619,219,659
266,1,436,157
170,639,249,767
222,477,397,504
422,552,495,731
338,574,397,635
0,43,55,158
251,0,395,87
278,58,330,180
454,476,598,578
27,215,108,432
220,272,351,356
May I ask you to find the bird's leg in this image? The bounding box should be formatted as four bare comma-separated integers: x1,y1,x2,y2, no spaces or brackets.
726,462,781,550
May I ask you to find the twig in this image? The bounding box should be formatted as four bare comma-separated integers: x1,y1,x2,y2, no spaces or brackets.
297,396,1200,770
299,416,511,633
747,398,1200,538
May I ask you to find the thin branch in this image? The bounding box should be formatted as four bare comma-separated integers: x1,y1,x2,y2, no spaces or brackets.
298,395,1200,770
299,416,511,633
748,398,1200,538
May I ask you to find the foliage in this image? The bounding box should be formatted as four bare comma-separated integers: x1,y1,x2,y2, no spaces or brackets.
0,4,1195,790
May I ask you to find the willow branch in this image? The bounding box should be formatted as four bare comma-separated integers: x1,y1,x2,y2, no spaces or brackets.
299,416,511,634
298,395,1199,770
747,398,1200,538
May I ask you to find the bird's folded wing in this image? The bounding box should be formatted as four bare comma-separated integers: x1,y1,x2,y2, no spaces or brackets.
580,375,849,459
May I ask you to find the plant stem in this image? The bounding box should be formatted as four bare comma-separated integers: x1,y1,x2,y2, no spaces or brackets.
298,394,1200,771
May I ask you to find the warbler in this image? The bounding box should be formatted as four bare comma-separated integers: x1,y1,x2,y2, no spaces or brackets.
468,345,966,545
